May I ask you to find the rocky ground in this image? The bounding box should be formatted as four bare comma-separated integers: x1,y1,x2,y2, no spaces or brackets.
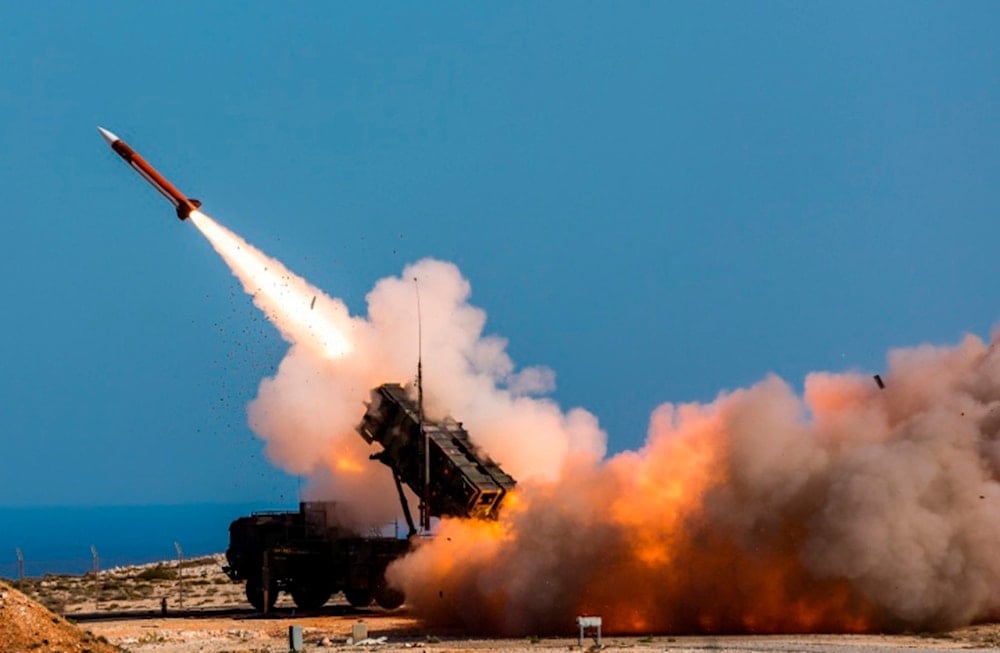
0,579,120,653
6,557,1000,652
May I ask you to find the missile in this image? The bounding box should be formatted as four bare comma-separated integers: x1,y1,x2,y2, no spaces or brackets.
98,126,202,220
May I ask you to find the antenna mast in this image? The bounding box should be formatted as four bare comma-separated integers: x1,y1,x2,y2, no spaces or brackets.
414,277,430,533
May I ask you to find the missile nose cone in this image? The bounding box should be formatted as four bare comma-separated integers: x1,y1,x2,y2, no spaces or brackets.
97,126,120,146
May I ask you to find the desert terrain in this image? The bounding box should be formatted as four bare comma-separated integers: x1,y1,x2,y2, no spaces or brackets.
4,556,1000,653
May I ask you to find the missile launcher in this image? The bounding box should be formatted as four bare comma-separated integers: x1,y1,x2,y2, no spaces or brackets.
225,383,517,612
357,383,517,522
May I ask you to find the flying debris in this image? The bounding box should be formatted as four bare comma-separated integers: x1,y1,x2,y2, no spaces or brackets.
98,126,202,220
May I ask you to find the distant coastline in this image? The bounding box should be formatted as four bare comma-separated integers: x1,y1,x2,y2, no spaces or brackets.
0,502,295,577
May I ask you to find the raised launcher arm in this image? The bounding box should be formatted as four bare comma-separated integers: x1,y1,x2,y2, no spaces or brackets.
357,383,516,528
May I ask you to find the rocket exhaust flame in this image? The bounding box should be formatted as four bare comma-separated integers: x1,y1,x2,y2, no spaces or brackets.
185,209,1000,636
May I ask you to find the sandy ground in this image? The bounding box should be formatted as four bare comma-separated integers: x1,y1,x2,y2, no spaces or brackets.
12,555,1000,653
83,606,417,653
80,612,1000,653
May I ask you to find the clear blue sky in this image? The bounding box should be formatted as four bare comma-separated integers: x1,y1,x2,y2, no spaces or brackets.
2,3,998,506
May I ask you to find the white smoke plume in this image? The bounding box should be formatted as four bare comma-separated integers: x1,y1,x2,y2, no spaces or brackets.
189,212,605,525
191,211,1000,634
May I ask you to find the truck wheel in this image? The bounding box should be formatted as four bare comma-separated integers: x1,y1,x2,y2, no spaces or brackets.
246,577,278,612
291,584,332,610
344,588,373,608
374,583,404,610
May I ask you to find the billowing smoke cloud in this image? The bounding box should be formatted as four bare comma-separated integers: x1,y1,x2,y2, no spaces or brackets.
390,336,1000,634
192,211,1000,634
190,212,605,524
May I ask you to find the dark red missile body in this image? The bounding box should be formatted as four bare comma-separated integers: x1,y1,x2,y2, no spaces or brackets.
98,127,201,220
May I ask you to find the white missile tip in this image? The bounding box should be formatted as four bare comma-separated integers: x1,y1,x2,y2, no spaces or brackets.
97,126,120,146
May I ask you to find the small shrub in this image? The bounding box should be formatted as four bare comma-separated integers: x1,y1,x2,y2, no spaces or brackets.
178,556,215,569
136,566,177,581
138,631,166,644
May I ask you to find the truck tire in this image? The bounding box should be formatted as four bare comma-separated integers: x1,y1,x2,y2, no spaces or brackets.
245,577,278,612
374,582,404,610
290,583,332,610
344,587,373,608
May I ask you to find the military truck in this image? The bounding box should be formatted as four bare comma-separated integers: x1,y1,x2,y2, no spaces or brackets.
223,383,516,612
223,501,408,611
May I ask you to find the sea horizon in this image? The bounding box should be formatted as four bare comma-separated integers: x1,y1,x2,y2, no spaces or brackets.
0,502,297,578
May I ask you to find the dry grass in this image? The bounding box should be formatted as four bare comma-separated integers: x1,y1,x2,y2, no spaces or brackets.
12,554,248,615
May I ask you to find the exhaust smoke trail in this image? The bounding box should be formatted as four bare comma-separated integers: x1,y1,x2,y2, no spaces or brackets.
189,210,1000,635
189,212,352,360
